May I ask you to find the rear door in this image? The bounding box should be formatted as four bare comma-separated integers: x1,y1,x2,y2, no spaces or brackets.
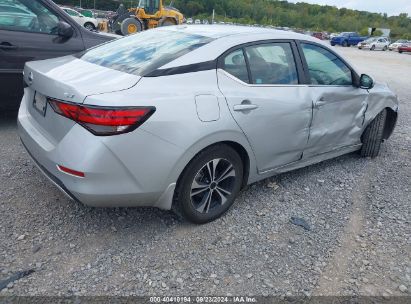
298,42,369,158
0,0,85,109
218,40,312,173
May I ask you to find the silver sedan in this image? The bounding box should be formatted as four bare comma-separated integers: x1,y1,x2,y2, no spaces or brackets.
18,25,399,223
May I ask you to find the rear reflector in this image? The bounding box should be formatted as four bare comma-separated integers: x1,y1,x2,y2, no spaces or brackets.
48,99,155,136
57,165,85,178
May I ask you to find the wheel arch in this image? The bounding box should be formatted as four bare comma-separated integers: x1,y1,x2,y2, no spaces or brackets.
171,136,257,194
362,107,398,142
220,141,250,188
84,21,96,29
382,107,398,140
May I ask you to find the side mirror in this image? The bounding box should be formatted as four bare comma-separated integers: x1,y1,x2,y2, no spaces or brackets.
57,21,74,38
359,74,374,90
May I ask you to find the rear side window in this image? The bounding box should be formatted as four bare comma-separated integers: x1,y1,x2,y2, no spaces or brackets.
222,49,249,83
245,43,298,85
80,30,214,76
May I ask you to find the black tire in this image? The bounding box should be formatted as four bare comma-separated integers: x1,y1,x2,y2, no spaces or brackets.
84,22,95,31
399,50,403,54
383,46,388,51
121,18,142,35
370,45,375,51
361,109,387,158
160,19,176,26
342,41,348,47
173,144,244,224
331,43,335,46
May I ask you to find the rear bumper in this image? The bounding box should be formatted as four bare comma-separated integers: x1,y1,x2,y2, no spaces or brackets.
21,140,80,203
17,95,178,210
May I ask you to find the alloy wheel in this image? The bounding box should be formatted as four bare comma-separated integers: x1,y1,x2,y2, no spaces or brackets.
190,158,236,214
85,24,94,31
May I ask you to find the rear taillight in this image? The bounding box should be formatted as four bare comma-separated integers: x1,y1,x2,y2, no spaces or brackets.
48,99,155,136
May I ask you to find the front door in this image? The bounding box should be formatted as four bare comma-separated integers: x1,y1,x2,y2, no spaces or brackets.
299,42,369,158
218,41,312,172
0,0,85,109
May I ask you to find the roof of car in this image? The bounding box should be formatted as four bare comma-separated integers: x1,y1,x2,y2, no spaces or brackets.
157,25,328,70
161,25,316,41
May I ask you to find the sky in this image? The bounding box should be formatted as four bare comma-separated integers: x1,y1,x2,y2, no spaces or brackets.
288,0,411,16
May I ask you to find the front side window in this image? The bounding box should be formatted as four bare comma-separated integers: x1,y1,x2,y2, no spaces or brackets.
245,43,298,85
0,0,59,34
80,30,214,76
301,43,352,86
222,49,249,83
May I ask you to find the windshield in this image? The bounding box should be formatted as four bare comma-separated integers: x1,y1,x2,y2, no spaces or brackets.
365,38,377,43
340,32,351,37
80,30,214,76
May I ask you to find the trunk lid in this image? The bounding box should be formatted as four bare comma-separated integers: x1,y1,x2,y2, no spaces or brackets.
22,56,141,143
24,55,141,104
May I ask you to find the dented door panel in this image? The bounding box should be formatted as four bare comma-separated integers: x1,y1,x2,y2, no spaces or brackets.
218,70,312,172
304,86,368,158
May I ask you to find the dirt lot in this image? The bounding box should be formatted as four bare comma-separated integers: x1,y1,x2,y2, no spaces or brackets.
0,47,410,297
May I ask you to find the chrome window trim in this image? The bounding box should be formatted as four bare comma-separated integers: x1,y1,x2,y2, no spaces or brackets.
218,69,307,88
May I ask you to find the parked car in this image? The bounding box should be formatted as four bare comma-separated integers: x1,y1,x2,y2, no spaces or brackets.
194,19,201,25
75,8,94,18
312,32,324,40
61,6,98,31
186,18,193,24
329,33,339,39
398,43,411,54
18,26,399,224
389,39,409,51
358,37,390,51
331,32,368,47
0,0,117,110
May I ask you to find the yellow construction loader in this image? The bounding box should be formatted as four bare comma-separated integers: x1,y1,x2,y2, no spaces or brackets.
110,0,184,35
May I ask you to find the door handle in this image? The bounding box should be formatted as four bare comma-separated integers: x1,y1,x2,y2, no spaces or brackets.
0,42,18,50
233,100,259,112
234,104,259,111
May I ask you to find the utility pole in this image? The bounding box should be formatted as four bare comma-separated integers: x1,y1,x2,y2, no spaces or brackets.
94,0,96,9
212,9,215,24
79,0,82,8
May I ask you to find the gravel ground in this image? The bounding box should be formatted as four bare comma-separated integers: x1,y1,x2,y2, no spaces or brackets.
0,47,410,297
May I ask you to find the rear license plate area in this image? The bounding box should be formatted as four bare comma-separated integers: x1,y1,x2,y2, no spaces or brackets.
33,92,47,116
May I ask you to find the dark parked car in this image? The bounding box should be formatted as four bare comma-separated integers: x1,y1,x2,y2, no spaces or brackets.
331,32,368,47
0,0,117,110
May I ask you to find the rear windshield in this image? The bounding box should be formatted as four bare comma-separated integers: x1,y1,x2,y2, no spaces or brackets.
80,30,214,76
